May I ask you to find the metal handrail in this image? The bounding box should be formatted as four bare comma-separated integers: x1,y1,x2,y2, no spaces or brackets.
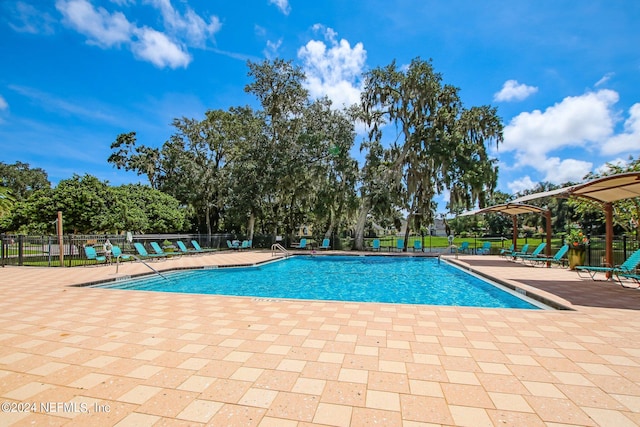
271,243,289,257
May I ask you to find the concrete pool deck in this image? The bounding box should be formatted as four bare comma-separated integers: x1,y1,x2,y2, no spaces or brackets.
1,251,640,426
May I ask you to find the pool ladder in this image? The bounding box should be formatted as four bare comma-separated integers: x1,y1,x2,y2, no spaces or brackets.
271,243,290,258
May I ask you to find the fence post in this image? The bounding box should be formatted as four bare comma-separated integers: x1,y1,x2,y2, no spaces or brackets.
18,235,24,266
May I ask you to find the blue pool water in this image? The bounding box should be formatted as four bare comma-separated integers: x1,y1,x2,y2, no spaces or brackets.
93,256,541,309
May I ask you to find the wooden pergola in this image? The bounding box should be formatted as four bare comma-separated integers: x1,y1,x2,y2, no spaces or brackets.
511,172,640,274
460,203,552,260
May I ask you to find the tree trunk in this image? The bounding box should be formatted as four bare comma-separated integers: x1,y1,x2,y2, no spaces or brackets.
247,211,256,241
324,206,336,239
403,213,412,252
205,205,212,236
354,198,371,251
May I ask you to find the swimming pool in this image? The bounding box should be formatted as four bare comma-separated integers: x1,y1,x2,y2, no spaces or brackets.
92,255,543,309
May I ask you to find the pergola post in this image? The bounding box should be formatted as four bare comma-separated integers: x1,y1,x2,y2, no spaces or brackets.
512,215,518,251
545,210,552,267
605,202,614,278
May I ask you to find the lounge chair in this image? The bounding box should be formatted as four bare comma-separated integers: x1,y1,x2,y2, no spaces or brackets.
191,240,215,253
477,242,492,255
292,238,307,249
523,244,569,267
227,240,240,250
84,246,107,265
509,243,530,259
372,239,380,251
515,242,546,262
576,248,640,281
413,240,422,252
614,272,640,288
150,241,178,257
176,240,199,255
396,239,405,252
319,239,330,250
111,245,132,262
499,244,514,258
134,242,166,260
240,240,250,250
454,241,470,254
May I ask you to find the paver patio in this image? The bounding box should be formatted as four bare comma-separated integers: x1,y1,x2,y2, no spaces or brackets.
1,251,639,426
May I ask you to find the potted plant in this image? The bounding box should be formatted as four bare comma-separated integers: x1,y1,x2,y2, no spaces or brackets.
565,227,589,270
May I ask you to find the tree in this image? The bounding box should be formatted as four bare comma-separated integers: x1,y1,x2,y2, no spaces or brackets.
355,57,502,250
0,161,50,200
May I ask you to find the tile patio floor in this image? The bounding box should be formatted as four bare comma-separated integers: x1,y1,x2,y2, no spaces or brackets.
1,251,640,426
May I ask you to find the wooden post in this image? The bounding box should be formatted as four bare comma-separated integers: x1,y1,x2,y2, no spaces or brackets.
605,203,613,278
57,211,64,267
512,215,518,251
545,210,552,267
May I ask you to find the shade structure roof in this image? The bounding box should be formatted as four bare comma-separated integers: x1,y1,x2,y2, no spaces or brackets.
459,203,547,217
511,172,640,205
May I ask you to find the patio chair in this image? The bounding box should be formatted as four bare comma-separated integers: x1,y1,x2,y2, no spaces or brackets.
413,240,422,252
614,272,640,288
508,243,530,260
454,241,470,254
84,246,107,265
372,239,380,251
576,248,640,281
111,245,132,263
499,244,514,258
134,242,166,260
191,240,216,253
150,241,179,257
227,240,240,250
477,242,492,255
396,239,405,252
176,240,199,255
515,242,546,262
523,244,569,267
319,239,330,250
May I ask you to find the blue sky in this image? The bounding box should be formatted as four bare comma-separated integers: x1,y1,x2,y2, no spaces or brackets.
1,0,639,208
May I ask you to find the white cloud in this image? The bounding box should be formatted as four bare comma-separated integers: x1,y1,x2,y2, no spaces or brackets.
502,90,618,167
595,72,614,87
264,39,282,59
297,26,367,108
268,0,290,15
601,103,640,155
507,176,536,194
0,95,8,111
541,157,592,183
494,80,538,102
56,0,132,47
55,0,220,69
146,0,221,47
132,27,191,69
7,1,56,34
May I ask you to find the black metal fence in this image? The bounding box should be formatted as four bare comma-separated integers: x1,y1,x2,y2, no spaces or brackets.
0,233,239,267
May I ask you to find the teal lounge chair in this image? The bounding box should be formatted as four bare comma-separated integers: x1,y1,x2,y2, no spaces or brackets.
176,240,198,255
111,245,132,262
477,242,492,255
614,272,640,288
84,246,107,265
524,244,569,267
150,241,178,257
454,241,470,254
134,242,166,260
372,239,380,251
515,242,546,261
319,239,330,250
509,243,530,259
292,238,307,249
576,248,640,281
227,240,240,250
499,244,514,258
240,240,250,250
191,240,215,253
413,240,422,252
396,239,405,252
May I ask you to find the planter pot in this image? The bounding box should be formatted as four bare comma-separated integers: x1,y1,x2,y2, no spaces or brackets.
568,248,586,270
